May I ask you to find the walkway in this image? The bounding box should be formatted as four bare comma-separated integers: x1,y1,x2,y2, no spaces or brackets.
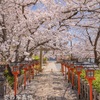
5,61,78,100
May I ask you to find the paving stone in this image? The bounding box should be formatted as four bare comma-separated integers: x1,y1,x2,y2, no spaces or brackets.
5,61,78,100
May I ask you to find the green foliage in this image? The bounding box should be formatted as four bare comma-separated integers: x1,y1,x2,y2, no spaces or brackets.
4,70,9,77
43,57,47,63
80,70,86,79
4,69,14,87
34,55,39,60
21,69,24,74
32,55,40,60
93,70,100,93
7,75,14,87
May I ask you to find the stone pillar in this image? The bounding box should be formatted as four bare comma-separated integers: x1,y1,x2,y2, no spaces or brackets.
0,65,6,100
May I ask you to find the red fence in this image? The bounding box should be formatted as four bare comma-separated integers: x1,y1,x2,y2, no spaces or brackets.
69,72,100,100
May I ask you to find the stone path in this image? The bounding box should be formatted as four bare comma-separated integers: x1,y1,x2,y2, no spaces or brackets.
5,61,78,100
43,61,61,72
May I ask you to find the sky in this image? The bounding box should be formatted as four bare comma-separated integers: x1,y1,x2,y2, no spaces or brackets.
32,1,46,10
31,0,83,44
32,0,66,10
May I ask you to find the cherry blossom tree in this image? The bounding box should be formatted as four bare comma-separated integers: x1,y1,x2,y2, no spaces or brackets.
0,0,99,65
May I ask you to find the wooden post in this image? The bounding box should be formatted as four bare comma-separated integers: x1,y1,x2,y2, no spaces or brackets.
78,74,81,99
87,84,90,100
31,65,34,79
14,75,17,99
12,66,19,100
81,79,84,98
84,82,87,99
70,67,74,89
89,80,93,100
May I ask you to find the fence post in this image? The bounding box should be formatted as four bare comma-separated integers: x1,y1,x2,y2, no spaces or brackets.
93,89,97,100
74,74,76,89
65,66,67,80
84,82,87,99
98,93,100,100
80,78,83,98
18,74,24,93
87,84,90,100
75,74,78,90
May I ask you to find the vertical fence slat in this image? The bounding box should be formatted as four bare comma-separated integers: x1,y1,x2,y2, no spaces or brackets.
98,93,100,100
93,89,97,100
87,84,90,100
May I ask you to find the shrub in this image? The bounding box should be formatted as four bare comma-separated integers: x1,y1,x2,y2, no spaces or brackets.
43,57,47,63
20,69,24,74
4,69,14,87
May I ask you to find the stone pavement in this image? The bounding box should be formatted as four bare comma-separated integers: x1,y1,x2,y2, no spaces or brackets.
5,61,78,100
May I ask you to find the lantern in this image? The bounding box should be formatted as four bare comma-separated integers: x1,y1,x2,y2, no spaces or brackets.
12,62,20,75
76,65,83,99
86,70,95,79
13,66,18,72
23,64,29,89
70,64,74,69
28,63,32,83
76,66,83,74
11,62,19,100
85,69,95,100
